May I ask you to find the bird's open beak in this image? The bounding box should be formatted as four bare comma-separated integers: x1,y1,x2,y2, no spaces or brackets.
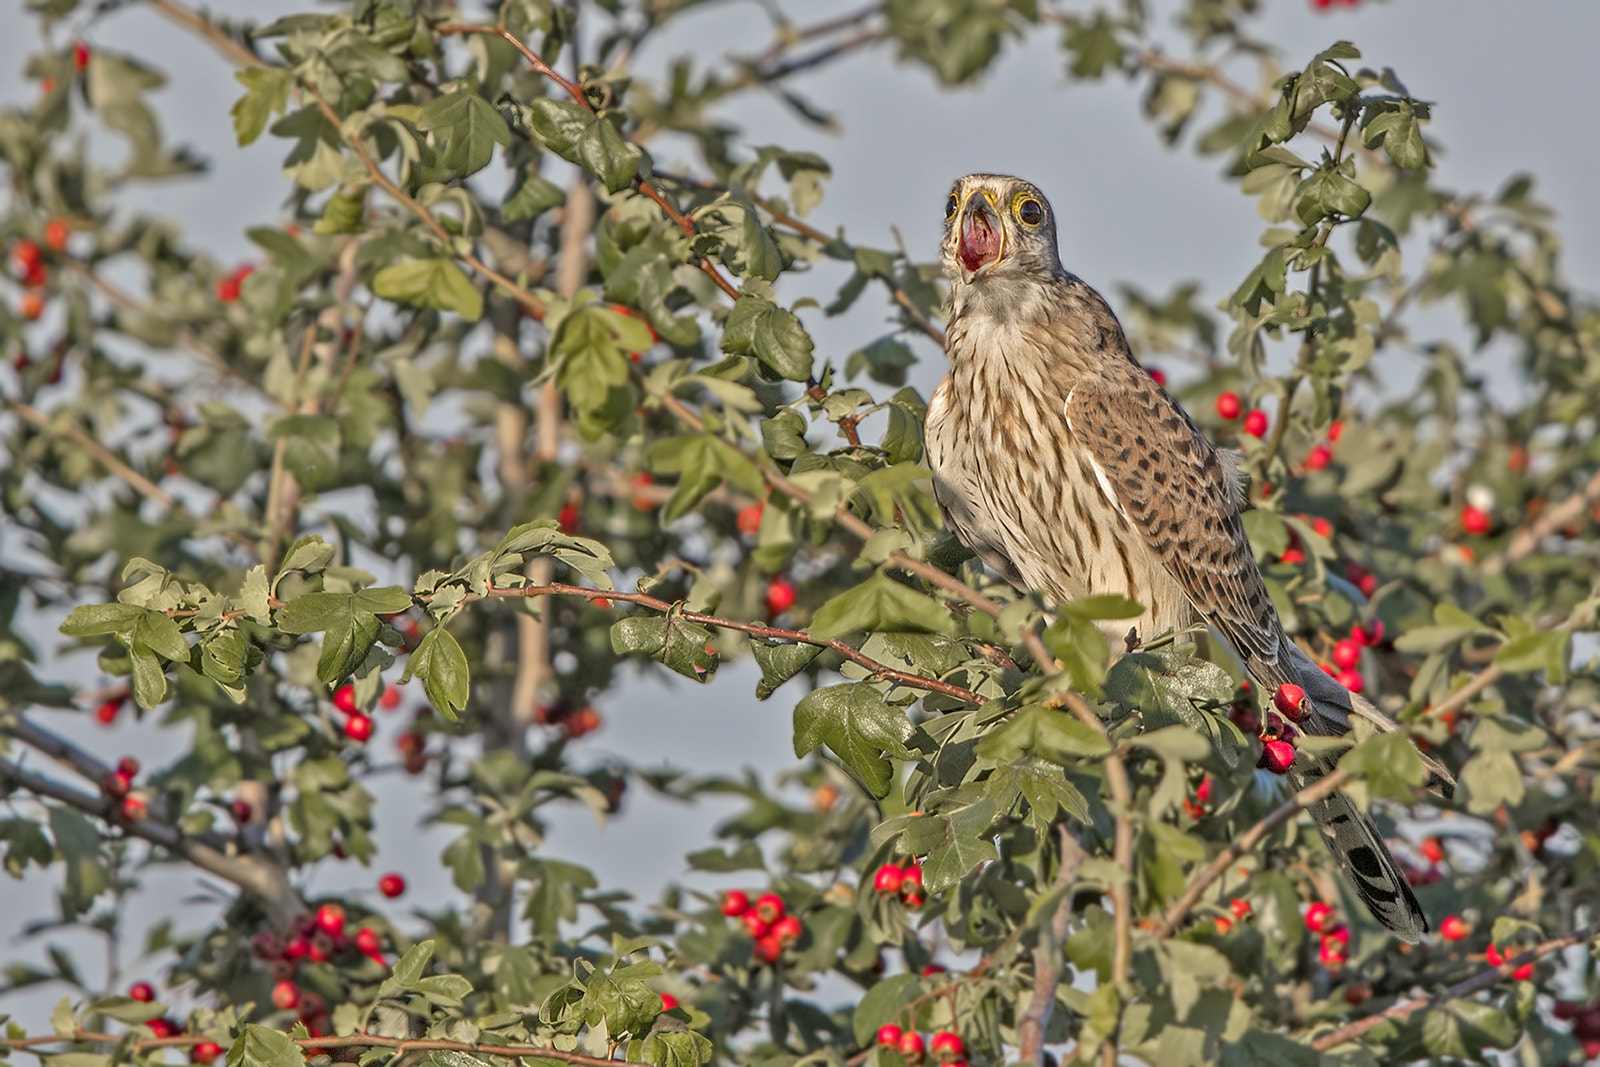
957,193,1005,281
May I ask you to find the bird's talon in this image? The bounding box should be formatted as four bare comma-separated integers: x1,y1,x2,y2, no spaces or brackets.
1124,627,1142,654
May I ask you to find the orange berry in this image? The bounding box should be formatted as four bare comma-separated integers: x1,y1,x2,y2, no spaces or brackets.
44,219,69,251
736,501,764,535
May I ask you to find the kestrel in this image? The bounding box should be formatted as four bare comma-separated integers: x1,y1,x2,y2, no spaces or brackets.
925,173,1449,941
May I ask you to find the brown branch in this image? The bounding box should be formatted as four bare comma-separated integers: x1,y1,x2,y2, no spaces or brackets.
0,1028,651,1067
10,402,180,511
1422,664,1502,722
1018,825,1083,1065
1311,922,1600,1050
472,582,985,707
146,0,268,70
1480,466,1600,576
0,756,303,924
1152,768,1352,938
434,23,742,302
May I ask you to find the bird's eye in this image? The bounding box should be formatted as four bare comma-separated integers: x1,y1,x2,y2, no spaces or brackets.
1016,198,1043,226
945,193,959,219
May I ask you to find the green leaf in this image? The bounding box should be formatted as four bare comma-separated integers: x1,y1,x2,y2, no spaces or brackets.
420,89,510,177
609,615,718,682
720,295,814,381
1418,999,1519,1059
372,258,483,321
59,603,146,637
792,684,915,797
503,170,566,222
640,1029,713,1067
852,974,920,1045
226,1024,306,1067
231,68,290,147
808,572,954,640
976,704,1111,763
402,629,471,719
1339,730,1424,800
526,98,637,193
1294,166,1371,226
752,642,822,699
1063,12,1124,78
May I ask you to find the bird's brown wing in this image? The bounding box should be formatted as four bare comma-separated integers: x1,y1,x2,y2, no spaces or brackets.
1062,369,1288,678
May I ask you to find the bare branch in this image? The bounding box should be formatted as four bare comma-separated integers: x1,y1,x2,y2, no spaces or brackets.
1480,466,1600,576
1018,826,1083,1064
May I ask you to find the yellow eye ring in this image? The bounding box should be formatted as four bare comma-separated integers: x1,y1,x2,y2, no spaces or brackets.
945,193,959,219
1015,197,1043,226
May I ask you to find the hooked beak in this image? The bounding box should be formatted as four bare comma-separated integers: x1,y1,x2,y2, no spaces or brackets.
956,193,1005,281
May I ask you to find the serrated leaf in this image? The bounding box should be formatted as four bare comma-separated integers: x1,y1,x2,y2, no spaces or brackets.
609,615,717,682
526,98,637,193
372,258,483,321
752,642,822,699
808,572,953,640
720,295,814,381
420,90,510,177
402,628,470,719
226,1024,306,1067
792,684,915,797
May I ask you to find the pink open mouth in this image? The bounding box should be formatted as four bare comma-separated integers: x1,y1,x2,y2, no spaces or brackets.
958,205,1002,275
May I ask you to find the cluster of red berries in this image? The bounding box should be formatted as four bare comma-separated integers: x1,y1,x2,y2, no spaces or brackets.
9,234,67,322
1314,618,1385,697
331,682,408,743
1212,897,1253,934
1213,391,1269,439
396,724,430,774
126,981,220,1059
1552,999,1600,1060
100,756,148,822
534,699,603,739
215,264,254,304
874,1025,965,1066
720,890,803,965
871,860,926,909
1304,901,1351,967
1301,421,1343,473
250,904,387,1039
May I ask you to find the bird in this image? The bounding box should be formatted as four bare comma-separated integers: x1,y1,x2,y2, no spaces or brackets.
924,172,1451,942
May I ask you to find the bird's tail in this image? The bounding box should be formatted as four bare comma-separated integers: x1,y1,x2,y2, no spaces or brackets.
1293,759,1429,943
1276,642,1444,943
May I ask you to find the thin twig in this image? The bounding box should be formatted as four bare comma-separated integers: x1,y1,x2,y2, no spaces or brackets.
146,0,268,70
1018,825,1083,1064
1480,466,1600,576
1152,768,1351,938
471,583,986,707
10,402,180,511
1311,922,1600,1050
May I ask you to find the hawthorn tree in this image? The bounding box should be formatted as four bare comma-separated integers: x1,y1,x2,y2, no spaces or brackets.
1,0,1598,1065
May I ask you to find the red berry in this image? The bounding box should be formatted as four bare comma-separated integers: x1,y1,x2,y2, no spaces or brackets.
659,992,679,1012
630,471,658,511
752,934,782,965
874,863,904,894
1420,837,1444,864
72,42,90,71
1512,962,1534,981
1278,546,1305,565
1304,902,1335,934
721,890,750,917
377,873,406,898
397,730,425,756
1230,898,1252,920
920,963,947,975
1310,516,1333,539
930,1032,964,1061
1213,916,1233,934
742,912,771,940
1439,915,1469,941
557,501,580,534
216,277,241,303
19,291,44,321
564,705,601,739
1461,505,1492,535
1242,409,1269,438
191,1042,222,1065
284,937,310,960
94,698,123,725
898,1031,926,1060
117,756,140,778
1335,668,1364,695
1195,776,1213,804
902,890,926,909
119,794,147,821
772,915,803,947
315,903,346,938
128,981,155,1002
1485,943,1504,966
753,892,785,924
736,502,764,535
1331,638,1361,669
1328,420,1344,442
1353,620,1385,647
378,686,401,710
1147,367,1166,387
877,1025,903,1047
765,577,797,615
344,713,374,742
146,1018,180,1039
899,862,924,894
1343,983,1371,1006
1215,391,1242,420
44,219,69,252
1258,739,1295,775
354,926,382,955
1305,444,1333,471
103,771,131,798
12,240,42,274
271,980,300,1011
333,684,358,715
1272,683,1305,721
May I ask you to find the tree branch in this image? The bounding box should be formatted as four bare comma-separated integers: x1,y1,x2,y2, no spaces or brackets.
1018,825,1083,1064
0,755,303,924
1479,465,1600,576
1152,768,1351,939
1311,922,1600,1050
472,582,986,707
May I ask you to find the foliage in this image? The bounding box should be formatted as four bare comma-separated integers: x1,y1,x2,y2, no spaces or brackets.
1,1,1598,1065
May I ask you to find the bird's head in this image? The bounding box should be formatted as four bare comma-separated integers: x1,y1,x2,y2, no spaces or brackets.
940,174,1064,288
